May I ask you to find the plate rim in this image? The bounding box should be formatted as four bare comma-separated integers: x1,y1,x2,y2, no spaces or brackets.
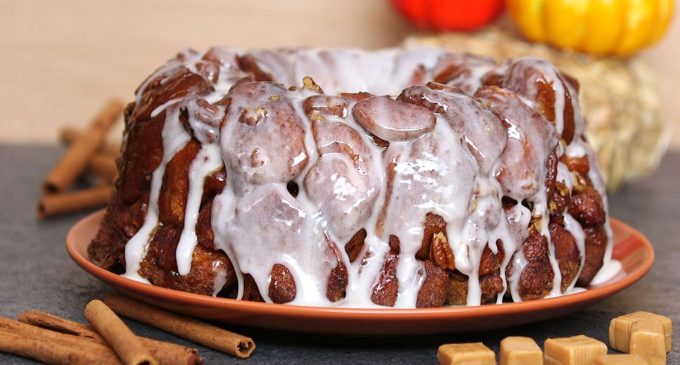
66,210,654,320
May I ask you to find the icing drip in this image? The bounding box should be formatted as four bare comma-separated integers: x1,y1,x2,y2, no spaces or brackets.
123,106,190,282
176,143,223,275
564,213,586,291
118,47,614,308
383,121,478,306
590,260,622,286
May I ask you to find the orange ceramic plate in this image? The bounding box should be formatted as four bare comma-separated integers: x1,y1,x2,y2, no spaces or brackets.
66,210,653,335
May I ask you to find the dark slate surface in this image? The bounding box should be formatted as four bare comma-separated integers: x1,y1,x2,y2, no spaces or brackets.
0,144,677,364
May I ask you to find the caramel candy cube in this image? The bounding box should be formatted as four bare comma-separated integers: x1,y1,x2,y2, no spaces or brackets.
630,320,666,365
500,336,543,365
594,354,647,365
609,311,672,352
437,342,496,365
544,335,607,365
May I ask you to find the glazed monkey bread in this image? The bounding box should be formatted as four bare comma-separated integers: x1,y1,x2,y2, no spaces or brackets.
89,48,613,307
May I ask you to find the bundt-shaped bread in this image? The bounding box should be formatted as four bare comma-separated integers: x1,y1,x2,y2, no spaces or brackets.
89,48,613,307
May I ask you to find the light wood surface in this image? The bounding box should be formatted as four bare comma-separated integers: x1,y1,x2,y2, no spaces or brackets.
1,0,678,148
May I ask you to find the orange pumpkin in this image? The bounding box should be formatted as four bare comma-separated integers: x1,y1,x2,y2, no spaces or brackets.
507,0,675,56
391,0,505,31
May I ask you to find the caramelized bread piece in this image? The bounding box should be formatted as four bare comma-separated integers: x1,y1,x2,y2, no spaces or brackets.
268,264,296,304
195,201,216,250
550,222,581,291
577,226,608,286
416,261,449,308
517,231,554,300
446,270,469,305
353,96,436,141
119,111,165,205
569,186,606,227
242,274,264,302
325,236,349,302
479,241,504,277
134,66,213,122
303,95,349,119
445,270,505,305
158,140,201,226
139,225,235,296
89,207,129,268
326,262,349,303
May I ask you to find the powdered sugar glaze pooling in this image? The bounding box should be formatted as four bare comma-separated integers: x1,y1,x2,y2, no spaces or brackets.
117,48,615,308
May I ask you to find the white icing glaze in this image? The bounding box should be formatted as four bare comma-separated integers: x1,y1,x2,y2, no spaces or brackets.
176,143,223,275
383,120,478,306
120,48,613,308
566,287,587,294
590,259,622,286
564,213,586,291
123,105,190,282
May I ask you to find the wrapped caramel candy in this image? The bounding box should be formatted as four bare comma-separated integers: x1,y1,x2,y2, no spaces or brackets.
609,311,672,352
500,336,542,365
437,342,495,365
544,335,607,365
630,320,666,365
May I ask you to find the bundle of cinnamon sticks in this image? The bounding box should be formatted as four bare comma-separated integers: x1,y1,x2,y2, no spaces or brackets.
38,100,124,219
0,295,255,364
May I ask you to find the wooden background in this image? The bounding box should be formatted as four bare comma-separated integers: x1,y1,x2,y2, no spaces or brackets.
2,0,679,148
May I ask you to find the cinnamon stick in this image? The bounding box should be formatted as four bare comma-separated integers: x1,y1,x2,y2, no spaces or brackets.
18,309,203,365
0,333,113,365
37,184,112,219
44,99,123,193
103,295,256,359
84,300,158,365
0,315,120,365
59,127,120,182
19,309,100,339
60,127,120,157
